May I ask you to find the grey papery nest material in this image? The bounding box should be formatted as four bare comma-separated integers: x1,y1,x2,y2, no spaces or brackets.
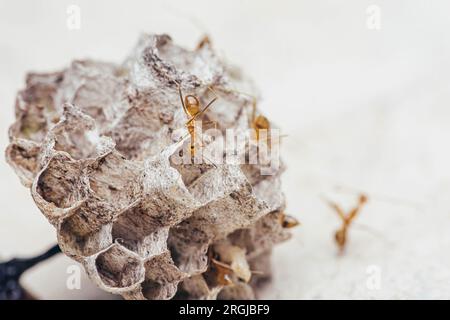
5,34,292,299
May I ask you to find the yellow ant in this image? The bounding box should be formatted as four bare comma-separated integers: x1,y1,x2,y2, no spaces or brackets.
248,97,292,150
205,247,263,287
176,82,218,157
195,37,269,143
323,193,368,254
249,97,271,142
220,89,273,145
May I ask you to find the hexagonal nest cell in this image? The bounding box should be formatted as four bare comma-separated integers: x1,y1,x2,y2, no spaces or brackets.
5,34,296,299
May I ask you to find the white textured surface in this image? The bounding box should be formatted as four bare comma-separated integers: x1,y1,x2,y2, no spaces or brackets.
1,0,450,299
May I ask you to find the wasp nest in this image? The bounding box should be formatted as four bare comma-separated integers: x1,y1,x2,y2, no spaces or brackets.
5,34,293,300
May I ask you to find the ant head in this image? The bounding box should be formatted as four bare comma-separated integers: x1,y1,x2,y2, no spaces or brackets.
280,213,300,229
359,194,368,204
254,115,270,130
185,95,200,114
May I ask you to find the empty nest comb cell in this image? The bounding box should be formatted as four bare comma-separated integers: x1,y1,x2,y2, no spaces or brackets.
5,34,297,300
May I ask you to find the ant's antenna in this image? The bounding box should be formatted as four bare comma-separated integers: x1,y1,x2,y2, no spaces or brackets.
161,4,210,44
333,185,424,210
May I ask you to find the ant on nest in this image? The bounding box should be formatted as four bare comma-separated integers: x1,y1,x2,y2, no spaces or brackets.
194,37,273,147
214,89,299,229
204,246,263,287
194,34,273,145
204,218,300,287
175,81,219,159
248,96,271,143
323,193,368,254
224,89,288,150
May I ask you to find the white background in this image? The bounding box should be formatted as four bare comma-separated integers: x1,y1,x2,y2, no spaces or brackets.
1,0,450,299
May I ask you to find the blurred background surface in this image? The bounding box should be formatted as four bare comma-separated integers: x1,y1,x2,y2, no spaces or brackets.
1,0,450,299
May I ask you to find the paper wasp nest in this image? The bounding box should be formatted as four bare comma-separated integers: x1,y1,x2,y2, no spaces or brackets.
5,34,292,300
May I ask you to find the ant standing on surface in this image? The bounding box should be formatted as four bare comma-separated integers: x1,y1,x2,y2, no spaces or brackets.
324,194,368,254
176,81,218,158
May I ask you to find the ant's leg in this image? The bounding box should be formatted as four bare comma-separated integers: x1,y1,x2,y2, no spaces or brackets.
222,87,258,127
198,96,218,119
321,195,346,221
175,81,189,115
206,85,219,100
203,120,218,131
211,258,233,270
269,134,289,148
186,96,218,126
177,131,191,142
193,85,219,121
197,35,212,50
347,195,368,222
201,151,218,168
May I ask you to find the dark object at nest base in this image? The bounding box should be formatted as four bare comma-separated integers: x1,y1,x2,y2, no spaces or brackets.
0,244,60,300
